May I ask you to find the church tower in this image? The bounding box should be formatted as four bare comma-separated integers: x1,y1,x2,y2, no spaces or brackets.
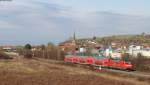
73,32,76,41
72,32,76,44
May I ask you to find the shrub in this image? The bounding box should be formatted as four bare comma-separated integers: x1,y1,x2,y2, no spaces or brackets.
24,50,32,59
19,43,65,60
32,46,65,61
130,54,150,72
23,44,32,59
24,44,32,50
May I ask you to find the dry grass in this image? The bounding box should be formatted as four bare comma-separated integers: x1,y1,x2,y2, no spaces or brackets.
0,58,148,85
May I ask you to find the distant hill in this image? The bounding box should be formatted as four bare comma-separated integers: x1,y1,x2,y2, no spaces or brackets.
77,34,150,46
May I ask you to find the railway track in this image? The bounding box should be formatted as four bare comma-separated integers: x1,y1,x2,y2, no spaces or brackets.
64,62,150,78
25,57,150,78
101,68,150,78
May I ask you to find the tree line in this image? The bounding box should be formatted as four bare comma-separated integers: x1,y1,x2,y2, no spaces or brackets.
18,43,65,61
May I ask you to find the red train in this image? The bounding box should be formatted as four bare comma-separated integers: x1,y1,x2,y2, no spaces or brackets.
64,55,133,71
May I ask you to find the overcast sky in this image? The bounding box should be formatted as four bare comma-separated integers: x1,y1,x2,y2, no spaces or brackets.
0,0,150,45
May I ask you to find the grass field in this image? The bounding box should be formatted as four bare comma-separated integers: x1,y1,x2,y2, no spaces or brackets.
0,57,149,85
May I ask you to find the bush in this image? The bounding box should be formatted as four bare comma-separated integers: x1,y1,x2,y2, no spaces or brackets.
24,44,32,50
23,44,32,59
31,45,65,61
24,50,32,59
130,54,150,72
19,44,65,60
33,49,65,61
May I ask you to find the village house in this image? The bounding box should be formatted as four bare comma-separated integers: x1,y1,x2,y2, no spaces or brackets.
59,33,77,52
1,46,16,52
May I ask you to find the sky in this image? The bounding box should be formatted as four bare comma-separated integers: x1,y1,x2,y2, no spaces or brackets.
0,0,150,45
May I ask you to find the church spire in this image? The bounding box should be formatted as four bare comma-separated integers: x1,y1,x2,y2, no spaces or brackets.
72,31,77,46
73,32,76,41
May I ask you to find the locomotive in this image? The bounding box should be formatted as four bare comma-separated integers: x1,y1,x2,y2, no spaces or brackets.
64,53,134,71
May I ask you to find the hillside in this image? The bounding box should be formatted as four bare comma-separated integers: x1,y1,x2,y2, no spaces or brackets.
77,34,150,46
0,56,149,85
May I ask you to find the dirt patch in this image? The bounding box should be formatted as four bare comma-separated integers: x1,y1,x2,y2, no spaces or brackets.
0,70,135,85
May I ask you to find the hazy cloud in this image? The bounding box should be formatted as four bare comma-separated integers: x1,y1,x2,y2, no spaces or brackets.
0,0,150,45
